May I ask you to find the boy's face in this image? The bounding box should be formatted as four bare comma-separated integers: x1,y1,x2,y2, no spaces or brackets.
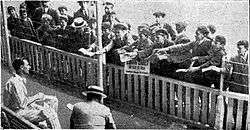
114,29,125,39
60,19,67,27
156,34,165,44
20,11,27,19
59,9,66,15
238,45,247,55
155,16,163,24
9,9,16,17
195,30,204,41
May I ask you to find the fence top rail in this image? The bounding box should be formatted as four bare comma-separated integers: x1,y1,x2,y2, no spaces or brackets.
11,36,98,63
1,105,40,129
225,60,248,66
221,91,249,101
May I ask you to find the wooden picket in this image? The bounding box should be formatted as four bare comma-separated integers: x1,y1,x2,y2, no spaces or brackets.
2,36,249,129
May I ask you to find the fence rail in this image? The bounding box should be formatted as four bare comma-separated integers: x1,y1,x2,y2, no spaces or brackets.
1,36,249,129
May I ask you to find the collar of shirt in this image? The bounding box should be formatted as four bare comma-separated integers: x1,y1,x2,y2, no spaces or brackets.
13,73,27,84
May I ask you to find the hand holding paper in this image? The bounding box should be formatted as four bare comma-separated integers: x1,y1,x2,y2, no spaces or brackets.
78,48,95,57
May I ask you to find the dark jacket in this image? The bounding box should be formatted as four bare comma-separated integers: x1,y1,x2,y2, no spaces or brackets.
32,7,60,29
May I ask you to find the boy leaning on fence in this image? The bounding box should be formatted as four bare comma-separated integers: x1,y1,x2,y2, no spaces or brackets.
3,58,61,129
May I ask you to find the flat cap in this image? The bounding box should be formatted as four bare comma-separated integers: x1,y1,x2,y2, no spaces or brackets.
113,22,128,30
207,24,216,34
237,40,248,49
102,22,111,29
215,35,226,45
58,6,68,11
153,11,166,17
155,28,169,36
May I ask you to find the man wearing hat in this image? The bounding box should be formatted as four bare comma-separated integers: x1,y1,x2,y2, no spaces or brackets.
68,17,90,53
58,6,74,25
32,1,60,29
150,11,176,41
94,22,134,65
174,22,190,45
70,85,116,129
102,2,120,26
74,1,90,23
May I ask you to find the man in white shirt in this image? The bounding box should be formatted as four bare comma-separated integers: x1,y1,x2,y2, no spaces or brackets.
3,58,61,129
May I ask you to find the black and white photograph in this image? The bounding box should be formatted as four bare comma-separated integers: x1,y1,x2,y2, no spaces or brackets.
0,0,249,129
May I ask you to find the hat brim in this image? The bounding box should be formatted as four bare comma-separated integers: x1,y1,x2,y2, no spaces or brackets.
72,23,86,28
82,91,107,98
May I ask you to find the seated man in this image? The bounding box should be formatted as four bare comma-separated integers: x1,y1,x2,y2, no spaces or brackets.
3,58,61,129
70,85,116,129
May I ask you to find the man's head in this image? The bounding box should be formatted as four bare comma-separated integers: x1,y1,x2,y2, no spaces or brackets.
215,35,226,49
102,22,111,35
104,2,114,14
58,6,68,15
195,26,209,41
153,11,165,24
207,25,216,34
237,40,248,55
12,58,31,75
59,15,68,28
7,6,16,17
155,28,168,44
72,17,88,31
84,86,107,103
19,9,28,19
138,28,150,40
113,23,128,39
175,22,187,34
41,14,53,26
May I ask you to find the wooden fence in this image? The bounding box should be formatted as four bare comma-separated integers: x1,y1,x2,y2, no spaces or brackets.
1,36,249,129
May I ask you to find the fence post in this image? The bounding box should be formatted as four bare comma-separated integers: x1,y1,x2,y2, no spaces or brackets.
1,1,12,67
214,56,225,130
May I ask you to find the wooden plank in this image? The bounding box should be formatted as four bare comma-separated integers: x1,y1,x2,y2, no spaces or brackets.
201,91,208,124
81,60,86,88
226,98,234,130
169,82,175,115
185,86,191,120
147,77,153,108
30,45,36,72
208,93,217,126
38,47,44,73
155,79,160,111
127,74,133,103
140,75,146,107
71,56,76,81
236,100,244,130
193,89,199,122
34,45,39,72
162,81,168,113
134,75,139,105
103,65,107,94
114,68,120,99
177,84,183,118
75,58,80,83
108,67,113,98
120,68,126,101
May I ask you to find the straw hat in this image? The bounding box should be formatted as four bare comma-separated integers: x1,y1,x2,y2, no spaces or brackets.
82,85,107,98
72,17,87,28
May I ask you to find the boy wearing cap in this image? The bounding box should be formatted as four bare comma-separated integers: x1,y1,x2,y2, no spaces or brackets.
174,22,190,45
32,1,60,29
36,14,56,46
70,85,116,129
74,1,90,22
7,6,19,36
58,6,74,25
17,8,39,42
97,22,134,66
150,11,176,41
102,2,120,26
228,40,248,93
